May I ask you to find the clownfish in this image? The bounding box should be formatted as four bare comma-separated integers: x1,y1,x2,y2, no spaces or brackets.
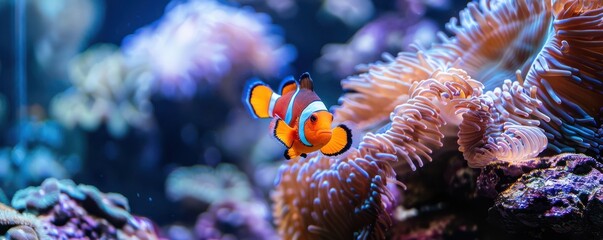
244,72,352,159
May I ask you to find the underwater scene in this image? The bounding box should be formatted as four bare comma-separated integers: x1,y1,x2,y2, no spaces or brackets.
1,0,603,239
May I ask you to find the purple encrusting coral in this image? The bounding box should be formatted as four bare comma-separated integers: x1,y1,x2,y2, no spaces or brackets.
10,178,159,239
488,154,603,239
194,200,277,240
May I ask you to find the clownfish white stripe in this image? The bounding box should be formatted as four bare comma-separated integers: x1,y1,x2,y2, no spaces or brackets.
298,101,328,147
268,92,280,116
284,88,300,125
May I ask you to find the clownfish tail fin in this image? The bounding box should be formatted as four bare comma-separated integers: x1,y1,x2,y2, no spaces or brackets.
243,79,278,118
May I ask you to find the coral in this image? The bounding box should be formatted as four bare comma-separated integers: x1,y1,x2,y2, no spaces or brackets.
11,178,159,239
122,0,295,99
166,164,253,207
0,116,83,196
27,0,102,78
50,44,154,137
320,0,374,27
0,145,80,196
194,200,277,240
0,203,47,240
488,153,603,239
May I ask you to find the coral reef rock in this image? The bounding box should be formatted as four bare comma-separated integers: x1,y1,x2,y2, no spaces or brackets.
194,200,277,240
0,203,47,240
11,178,159,240
488,153,603,239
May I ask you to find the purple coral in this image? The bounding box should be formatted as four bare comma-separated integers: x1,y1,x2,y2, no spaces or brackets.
194,200,277,240
489,154,603,238
11,178,159,239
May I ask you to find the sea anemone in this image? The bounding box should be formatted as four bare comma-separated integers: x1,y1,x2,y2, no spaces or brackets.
274,0,603,238
456,78,550,168
523,0,603,156
272,152,397,239
50,44,154,137
122,0,295,99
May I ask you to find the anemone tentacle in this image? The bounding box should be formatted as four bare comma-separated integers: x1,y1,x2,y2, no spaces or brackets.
272,152,397,239
334,0,554,134
358,67,483,172
524,0,603,157
273,1,603,239
456,79,550,168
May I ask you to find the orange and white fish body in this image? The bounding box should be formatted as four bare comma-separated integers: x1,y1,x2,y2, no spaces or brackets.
244,72,352,159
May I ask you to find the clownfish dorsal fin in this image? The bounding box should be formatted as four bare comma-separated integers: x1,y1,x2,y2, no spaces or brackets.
274,119,295,148
279,77,297,95
320,124,352,156
298,72,314,91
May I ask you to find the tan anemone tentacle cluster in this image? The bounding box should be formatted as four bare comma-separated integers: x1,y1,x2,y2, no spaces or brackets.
272,67,482,239
441,0,553,89
456,77,551,168
524,0,603,156
273,0,603,239
272,151,397,240
359,67,483,172
334,52,440,132
334,0,554,135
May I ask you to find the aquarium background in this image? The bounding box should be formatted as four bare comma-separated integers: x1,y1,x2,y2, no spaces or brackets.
1,0,467,223
5,0,601,239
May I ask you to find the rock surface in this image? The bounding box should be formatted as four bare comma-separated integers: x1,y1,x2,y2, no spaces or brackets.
488,154,603,239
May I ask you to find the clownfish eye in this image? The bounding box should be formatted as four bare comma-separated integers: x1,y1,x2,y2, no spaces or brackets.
310,114,317,123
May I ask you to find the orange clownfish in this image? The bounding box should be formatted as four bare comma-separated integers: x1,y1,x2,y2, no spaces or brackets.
244,72,352,159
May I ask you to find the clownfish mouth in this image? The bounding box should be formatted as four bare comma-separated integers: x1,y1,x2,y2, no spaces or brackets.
316,130,332,136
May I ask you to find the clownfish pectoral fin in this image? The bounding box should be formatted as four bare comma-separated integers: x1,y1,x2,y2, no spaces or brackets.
298,72,314,91
274,119,295,148
284,148,299,160
244,79,277,118
320,124,353,156
279,77,297,95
